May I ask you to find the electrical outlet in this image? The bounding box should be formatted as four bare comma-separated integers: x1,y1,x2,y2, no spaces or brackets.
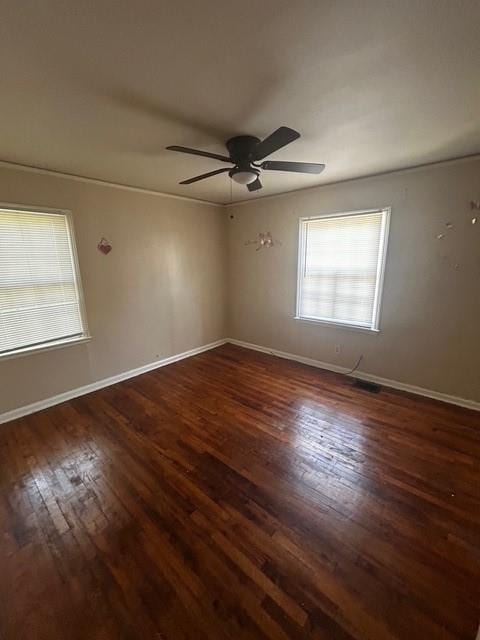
334,344,342,354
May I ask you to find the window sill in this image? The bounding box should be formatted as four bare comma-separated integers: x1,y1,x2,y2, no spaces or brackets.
294,316,380,334
0,335,92,361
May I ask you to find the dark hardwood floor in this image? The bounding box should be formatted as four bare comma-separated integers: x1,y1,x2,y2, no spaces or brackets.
1,343,479,640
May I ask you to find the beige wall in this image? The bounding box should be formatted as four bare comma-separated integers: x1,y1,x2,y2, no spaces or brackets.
0,166,226,414
227,159,480,402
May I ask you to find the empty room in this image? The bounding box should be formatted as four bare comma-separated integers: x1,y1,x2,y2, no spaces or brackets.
0,1,479,639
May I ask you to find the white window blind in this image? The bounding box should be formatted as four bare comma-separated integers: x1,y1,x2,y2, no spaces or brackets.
0,207,87,356
296,209,390,330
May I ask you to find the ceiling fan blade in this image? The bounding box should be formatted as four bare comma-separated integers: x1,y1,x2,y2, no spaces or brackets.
261,160,325,174
166,145,231,163
252,127,300,161
179,168,231,185
247,177,263,192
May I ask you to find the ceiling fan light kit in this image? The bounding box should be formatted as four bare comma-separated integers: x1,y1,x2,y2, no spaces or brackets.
229,169,259,185
166,126,325,192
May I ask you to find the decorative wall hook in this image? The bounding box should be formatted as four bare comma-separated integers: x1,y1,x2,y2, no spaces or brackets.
471,201,480,225
97,237,112,254
244,232,280,251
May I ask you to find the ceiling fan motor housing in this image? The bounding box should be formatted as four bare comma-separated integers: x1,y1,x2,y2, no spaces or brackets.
226,135,261,167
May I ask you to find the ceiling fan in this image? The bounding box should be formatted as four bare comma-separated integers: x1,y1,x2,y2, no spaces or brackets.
166,126,325,192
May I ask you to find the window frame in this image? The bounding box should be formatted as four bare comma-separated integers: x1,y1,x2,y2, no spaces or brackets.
295,207,391,333
0,202,90,360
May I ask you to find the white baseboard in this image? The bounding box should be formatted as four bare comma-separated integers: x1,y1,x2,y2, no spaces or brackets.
0,339,227,425
227,338,480,412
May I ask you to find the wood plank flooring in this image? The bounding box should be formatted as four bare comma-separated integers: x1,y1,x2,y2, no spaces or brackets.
1,343,479,640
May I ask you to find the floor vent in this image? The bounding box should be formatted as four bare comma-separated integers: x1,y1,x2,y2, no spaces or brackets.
353,379,382,393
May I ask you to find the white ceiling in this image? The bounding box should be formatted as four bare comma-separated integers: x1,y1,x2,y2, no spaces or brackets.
1,0,479,204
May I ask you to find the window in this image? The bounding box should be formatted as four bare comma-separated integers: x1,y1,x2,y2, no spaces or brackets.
0,206,88,357
296,208,390,331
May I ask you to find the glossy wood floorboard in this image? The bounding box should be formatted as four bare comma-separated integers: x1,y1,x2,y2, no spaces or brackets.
1,344,479,640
